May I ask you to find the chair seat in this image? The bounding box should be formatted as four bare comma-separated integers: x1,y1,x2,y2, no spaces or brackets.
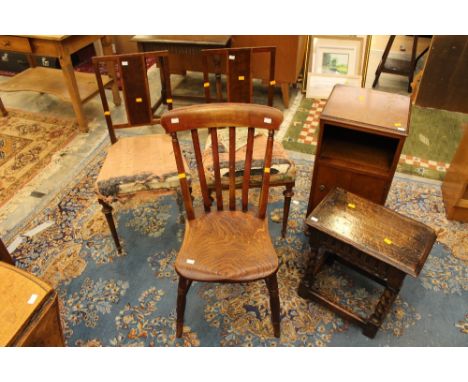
203,135,296,187
176,211,279,282
96,134,189,199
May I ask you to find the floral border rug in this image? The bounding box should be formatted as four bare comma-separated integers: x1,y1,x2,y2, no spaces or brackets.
0,109,79,206
7,147,468,346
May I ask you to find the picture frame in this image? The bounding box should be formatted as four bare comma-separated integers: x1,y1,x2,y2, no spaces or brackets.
303,35,372,99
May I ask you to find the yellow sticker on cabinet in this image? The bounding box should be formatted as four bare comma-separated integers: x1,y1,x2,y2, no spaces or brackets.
347,203,356,209
384,238,393,245
136,97,143,103
238,75,245,81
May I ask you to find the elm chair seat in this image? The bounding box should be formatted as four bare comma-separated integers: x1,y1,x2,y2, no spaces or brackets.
175,210,278,282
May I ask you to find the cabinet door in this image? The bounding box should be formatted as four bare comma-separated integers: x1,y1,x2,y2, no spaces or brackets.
308,162,389,213
347,172,389,205
309,164,353,212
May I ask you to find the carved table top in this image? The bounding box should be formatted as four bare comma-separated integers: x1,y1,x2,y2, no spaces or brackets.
306,187,436,277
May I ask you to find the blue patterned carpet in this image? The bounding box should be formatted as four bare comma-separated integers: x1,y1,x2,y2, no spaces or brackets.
10,149,468,346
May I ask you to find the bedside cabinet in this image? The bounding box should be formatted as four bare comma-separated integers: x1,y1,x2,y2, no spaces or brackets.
306,85,410,215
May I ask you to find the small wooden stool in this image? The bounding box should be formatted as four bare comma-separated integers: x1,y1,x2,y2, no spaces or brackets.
298,187,436,338
0,262,65,346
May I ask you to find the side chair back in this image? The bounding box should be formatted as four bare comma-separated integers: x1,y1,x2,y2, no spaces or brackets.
92,51,173,144
201,47,276,106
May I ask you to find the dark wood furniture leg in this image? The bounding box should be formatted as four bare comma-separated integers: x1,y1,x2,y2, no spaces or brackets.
265,273,281,338
363,268,405,338
281,183,294,238
98,199,122,253
101,36,122,107
176,275,192,338
175,189,185,224
407,36,419,92
0,238,14,265
0,97,7,117
372,35,396,88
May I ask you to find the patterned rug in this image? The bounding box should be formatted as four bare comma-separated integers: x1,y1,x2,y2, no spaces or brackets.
7,143,467,346
283,97,468,181
0,109,79,206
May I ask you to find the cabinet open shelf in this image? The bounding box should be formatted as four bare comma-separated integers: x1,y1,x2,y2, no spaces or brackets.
320,124,399,173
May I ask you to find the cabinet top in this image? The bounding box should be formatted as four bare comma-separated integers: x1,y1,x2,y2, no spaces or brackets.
321,85,411,136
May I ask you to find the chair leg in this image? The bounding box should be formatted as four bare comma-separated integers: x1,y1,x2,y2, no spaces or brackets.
281,183,294,238
0,97,7,117
175,189,185,224
176,276,192,338
98,199,122,253
265,274,281,338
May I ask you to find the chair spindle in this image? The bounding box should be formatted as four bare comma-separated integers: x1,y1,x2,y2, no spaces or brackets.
210,128,224,211
241,127,255,212
170,132,195,220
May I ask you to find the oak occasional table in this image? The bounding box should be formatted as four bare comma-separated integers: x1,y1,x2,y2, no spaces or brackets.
0,35,121,132
298,187,436,338
0,261,65,346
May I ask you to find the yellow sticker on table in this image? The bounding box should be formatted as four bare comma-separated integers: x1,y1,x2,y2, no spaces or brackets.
178,173,186,179
384,238,393,245
136,97,143,103
394,122,402,127
238,75,245,81
203,82,210,88
347,203,356,209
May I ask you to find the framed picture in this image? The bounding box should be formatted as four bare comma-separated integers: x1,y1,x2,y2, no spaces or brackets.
303,35,371,99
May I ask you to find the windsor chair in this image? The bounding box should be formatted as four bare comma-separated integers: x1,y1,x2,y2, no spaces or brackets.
161,103,283,338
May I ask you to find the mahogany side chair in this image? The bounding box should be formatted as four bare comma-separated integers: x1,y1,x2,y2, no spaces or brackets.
161,103,283,338
201,47,296,237
92,51,189,253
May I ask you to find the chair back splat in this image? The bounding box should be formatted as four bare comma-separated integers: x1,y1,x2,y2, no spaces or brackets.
92,51,173,144
161,103,283,220
202,47,276,106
